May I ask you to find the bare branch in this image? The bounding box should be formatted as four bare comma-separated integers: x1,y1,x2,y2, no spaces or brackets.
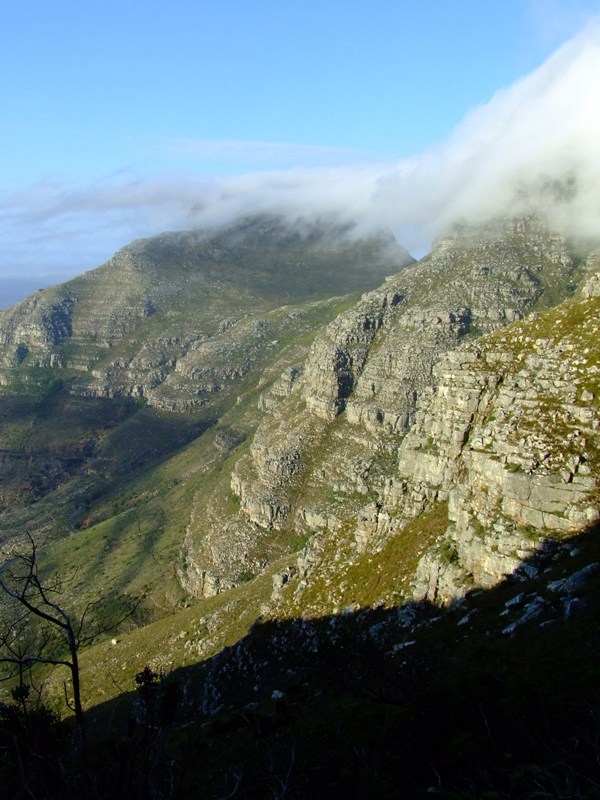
0,556,69,633
0,535,86,755
75,599,103,644
62,680,77,717
78,590,147,648
1,532,146,766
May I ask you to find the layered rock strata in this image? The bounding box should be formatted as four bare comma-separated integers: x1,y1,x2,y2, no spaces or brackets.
265,280,599,614
0,217,410,410
409,285,599,602
225,217,584,547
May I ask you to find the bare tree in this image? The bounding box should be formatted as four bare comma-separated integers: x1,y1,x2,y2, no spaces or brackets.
0,533,144,753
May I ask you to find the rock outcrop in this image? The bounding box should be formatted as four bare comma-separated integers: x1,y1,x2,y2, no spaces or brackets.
227,219,582,523
183,216,598,605
409,286,599,602
264,283,599,614
0,216,411,410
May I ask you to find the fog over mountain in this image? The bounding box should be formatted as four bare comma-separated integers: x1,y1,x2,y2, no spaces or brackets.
187,23,600,249
0,22,598,304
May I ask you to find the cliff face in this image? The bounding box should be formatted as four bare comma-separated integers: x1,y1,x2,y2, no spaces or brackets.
0,217,411,410
0,289,75,367
302,216,572,431
1,212,597,634
182,217,598,608
263,281,598,619
0,217,412,558
405,284,599,602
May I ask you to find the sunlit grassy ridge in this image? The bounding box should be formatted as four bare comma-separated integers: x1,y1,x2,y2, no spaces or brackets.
55,503,449,715
272,501,450,620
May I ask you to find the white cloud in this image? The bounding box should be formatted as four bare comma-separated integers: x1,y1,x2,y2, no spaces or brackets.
526,0,600,47
182,23,600,248
1,21,599,282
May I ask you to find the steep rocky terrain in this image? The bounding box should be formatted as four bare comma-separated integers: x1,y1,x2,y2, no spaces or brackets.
182,216,596,602
0,215,409,564
255,270,599,624
1,212,599,799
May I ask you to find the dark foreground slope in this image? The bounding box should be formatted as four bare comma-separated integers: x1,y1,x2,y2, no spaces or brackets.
2,522,599,799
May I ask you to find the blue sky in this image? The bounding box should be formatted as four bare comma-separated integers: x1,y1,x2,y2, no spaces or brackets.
1,0,600,305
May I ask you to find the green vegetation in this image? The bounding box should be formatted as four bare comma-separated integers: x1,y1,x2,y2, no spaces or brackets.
0,215,598,797
438,539,460,565
2,524,598,799
477,293,600,490
0,227,383,626
274,502,449,619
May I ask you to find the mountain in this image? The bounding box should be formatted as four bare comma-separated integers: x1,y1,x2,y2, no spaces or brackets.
0,215,410,559
0,212,598,798
0,215,410,410
181,216,595,600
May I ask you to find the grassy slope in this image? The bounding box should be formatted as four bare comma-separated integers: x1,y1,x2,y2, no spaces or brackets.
10,296,356,628
47,502,448,715
66,283,599,704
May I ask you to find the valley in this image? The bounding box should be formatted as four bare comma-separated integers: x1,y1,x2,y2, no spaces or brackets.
0,213,598,799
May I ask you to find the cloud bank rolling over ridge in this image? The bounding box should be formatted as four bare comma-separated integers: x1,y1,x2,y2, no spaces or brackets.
190,22,600,250
1,22,599,286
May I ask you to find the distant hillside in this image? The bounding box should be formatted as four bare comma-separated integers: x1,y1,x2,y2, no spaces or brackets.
0,215,411,409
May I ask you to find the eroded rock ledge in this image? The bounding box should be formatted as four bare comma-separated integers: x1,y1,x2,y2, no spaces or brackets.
183,219,598,600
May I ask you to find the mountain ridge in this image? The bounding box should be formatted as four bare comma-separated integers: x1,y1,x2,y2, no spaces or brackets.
0,216,411,409
182,215,593,599
0,212,598,798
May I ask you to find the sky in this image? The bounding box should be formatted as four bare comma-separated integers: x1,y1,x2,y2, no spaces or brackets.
1,0,600,307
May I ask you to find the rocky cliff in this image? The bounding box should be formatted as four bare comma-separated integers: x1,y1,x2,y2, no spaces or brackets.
406,280,599,602
0,216,410,410
0,216,410,557
181,217,598,612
